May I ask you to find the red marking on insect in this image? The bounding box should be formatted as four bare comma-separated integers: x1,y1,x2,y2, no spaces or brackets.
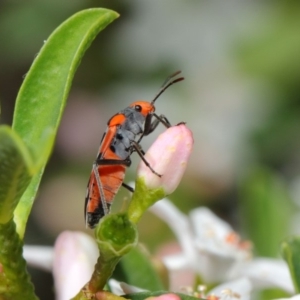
85,71,184,228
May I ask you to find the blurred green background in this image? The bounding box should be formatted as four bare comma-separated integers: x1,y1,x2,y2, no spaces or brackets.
1,0,300,298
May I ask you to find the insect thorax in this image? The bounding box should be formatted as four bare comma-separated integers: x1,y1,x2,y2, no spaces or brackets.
110,108,146,159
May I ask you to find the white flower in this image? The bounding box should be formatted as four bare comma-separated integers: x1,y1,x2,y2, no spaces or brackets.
274,295,300,300
108,278,146,296
207,277,252,300
23,245,53,271
149,198,294,294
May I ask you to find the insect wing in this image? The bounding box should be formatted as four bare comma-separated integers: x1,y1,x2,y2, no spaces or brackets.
85,123,127,228
85,166,108,228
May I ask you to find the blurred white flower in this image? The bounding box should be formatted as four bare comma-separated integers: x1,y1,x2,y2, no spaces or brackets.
149,199,294,294
23,204,295,299
149,199,251,283
207,277,252,300
24,231,98,300
23,245,53,271
108,278,146,296
240,258,294,293
274,296,300,300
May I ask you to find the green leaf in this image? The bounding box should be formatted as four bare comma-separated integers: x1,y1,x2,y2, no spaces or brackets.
281,236,300,293
0,126,35,224
124,291,201,300
116,246,166,291
0,220,38,300
11,8,119,238
13,169,44,239
239,167,291,257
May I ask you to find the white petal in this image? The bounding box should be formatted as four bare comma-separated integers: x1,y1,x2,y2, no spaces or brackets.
208,277,252,300
274,296,300,300
23,245,53,271
162,253,190,270
190,207,233,242
190,207,250,260
108,279,146,296
108,279,126,296
241,258,294,294
119,282,146,294
149,198,198,266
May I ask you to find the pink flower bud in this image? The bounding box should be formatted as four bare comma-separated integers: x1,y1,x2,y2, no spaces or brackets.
53,231,98,300
145,294,181,300
137,124,193,195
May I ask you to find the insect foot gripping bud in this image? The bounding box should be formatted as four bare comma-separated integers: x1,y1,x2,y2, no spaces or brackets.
127,124,193,224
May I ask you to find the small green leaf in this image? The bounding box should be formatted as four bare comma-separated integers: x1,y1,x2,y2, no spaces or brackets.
11,8,119,238
281,236,300,293
117,246,165,291
0,126,34,224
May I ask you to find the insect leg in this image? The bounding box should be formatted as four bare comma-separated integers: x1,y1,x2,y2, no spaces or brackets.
122,182,134,193
95,158,132,167
130,140,162,177
137,113,172,144
150,113,171,131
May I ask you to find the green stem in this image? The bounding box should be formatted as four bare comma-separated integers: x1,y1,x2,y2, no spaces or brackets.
72,255,121,300
127,177,165,224
89,255,121,292
0,219,38,300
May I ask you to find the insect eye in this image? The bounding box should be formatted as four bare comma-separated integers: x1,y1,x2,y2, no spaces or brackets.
135,105,142,112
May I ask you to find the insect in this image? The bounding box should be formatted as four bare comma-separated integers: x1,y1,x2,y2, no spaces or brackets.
85,71,184,228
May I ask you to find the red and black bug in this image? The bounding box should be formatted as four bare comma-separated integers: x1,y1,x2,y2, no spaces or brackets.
85,71,184,228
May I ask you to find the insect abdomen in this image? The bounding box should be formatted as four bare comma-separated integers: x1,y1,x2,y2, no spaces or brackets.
86,164,126,228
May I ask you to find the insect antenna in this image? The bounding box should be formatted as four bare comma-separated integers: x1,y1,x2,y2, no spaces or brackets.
151,70,184,104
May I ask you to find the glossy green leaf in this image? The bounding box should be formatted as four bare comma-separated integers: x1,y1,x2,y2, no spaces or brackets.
281,236,300,293
13,169,44,239
117,246,165,291
239,167,291,257
11,8,119,238
0,220,37,300
0,126,34,224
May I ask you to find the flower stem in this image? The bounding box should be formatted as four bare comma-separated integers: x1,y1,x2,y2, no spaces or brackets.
127,177,165,224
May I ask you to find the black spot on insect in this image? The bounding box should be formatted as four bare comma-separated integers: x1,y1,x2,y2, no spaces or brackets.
116,133,123,140
110,145,116,152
